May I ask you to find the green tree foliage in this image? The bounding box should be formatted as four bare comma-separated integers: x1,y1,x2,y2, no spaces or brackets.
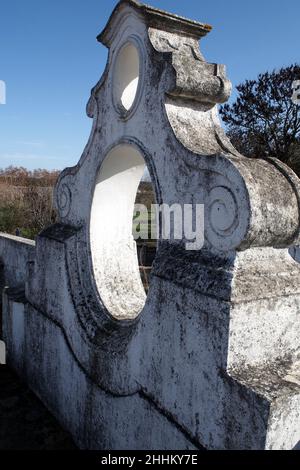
220,64,300,175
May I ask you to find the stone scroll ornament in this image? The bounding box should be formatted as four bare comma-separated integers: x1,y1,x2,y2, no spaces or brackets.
4,0,300,450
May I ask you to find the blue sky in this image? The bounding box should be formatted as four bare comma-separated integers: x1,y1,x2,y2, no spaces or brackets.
0,0,299,171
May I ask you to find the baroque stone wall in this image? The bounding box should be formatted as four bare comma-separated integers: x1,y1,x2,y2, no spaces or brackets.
0,234,35,337
1,0,300,450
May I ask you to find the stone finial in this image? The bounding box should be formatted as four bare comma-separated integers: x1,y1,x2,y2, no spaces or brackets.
55,0,300,254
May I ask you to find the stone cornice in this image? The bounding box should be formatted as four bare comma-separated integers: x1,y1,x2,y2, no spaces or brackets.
98,0,212,46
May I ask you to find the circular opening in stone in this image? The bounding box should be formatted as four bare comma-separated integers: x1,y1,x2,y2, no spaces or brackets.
113,43,140,112
90,144,156,321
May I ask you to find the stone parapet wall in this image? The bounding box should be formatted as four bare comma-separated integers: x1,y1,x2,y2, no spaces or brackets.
0,233,35,337
0,233,35,287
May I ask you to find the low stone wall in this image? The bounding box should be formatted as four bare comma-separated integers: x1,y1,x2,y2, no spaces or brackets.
0,233,35,286
0,233,35,337
2,0,300,450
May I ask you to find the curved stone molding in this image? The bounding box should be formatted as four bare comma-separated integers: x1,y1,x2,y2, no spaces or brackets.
207,186,239,248
148,27,231,106
56,183,72,219
229,156,300,250
52,0,300,325
51,0,300,326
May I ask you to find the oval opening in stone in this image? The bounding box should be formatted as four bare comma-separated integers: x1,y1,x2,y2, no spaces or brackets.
90,144,156,321
114,43,140,112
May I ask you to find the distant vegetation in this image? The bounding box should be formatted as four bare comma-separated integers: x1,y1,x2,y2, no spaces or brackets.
0,166,59,240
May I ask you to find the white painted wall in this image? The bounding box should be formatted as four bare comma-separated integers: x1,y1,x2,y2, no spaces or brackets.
90,144,146,320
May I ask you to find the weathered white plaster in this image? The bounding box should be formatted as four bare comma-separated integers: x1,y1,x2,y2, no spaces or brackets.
1,0,300,450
